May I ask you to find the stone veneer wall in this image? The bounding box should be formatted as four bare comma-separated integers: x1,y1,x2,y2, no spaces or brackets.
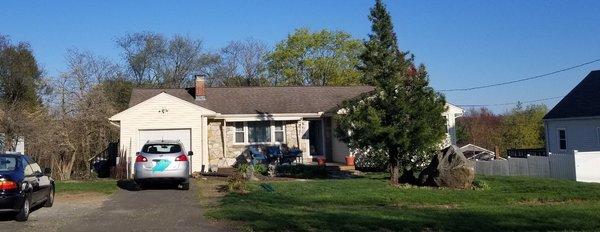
206,120,308,168
207,120,225,167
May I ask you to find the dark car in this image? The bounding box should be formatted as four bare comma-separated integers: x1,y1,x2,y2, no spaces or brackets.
0,154,54,221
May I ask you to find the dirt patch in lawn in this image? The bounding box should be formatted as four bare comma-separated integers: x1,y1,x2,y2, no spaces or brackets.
197,177,229,206
389,203,458,209
196,177,249,230
55,192,108,206
517,197,588,205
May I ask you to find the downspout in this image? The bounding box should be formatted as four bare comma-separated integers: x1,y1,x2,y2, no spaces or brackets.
221,119,227,161
296,120,300,148
128,138,132,179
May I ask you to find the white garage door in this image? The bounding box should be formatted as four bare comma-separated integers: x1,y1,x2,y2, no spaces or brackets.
138,129,191,153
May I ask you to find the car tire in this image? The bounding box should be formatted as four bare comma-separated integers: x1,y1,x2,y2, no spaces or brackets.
180,182,190,190
135,181,145,190
15,196,30,222
44,186,55,207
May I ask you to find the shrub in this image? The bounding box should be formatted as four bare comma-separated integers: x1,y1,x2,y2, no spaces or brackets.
472,179,490,190
237,163,269,176
355,149,388,172
226,171,247,193
276,164,328,179
253,164,268,176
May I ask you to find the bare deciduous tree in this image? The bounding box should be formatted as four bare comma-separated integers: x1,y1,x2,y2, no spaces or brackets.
34,50,122,180
204,39,270,87
117,32,218,88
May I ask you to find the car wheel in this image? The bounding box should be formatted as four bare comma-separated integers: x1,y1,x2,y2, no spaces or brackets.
179,182,190,190
15,196,30,222
44,186,55,207
135,180,145,190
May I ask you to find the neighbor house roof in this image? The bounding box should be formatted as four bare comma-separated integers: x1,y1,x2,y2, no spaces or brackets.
544,70,600,120
128,86,375,114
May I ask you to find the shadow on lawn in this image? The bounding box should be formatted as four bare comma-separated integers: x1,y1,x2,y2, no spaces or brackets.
211,192,599,232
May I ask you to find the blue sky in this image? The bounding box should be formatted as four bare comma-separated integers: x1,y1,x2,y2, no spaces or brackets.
2,0,600,113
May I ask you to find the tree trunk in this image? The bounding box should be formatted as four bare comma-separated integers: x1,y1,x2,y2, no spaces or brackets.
389,163,400,185
389,149,400,185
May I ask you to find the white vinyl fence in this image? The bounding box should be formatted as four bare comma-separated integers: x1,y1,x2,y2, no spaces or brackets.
475,150,600,183
573,151,600,183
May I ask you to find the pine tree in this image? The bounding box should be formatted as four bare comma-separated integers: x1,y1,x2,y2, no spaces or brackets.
335,0,447,185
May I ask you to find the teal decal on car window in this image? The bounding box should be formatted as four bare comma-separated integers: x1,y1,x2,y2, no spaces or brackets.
152,160,171,173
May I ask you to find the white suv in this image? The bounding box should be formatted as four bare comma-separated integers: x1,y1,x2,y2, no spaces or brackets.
134,140,192,190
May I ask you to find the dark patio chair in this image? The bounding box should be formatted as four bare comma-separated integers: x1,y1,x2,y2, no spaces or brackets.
266,146,283,164
248,147,267,165
280,148,303,165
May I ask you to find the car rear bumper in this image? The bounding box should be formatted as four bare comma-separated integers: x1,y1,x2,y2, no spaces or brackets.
0,194,23,212
134,165,189,180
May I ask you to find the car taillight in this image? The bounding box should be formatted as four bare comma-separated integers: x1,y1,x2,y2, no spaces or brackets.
0,180,17,191
136,155,148,162
175,154,188,162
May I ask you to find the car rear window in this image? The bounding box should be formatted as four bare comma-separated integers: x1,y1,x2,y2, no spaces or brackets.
0,156,17,171
142,144,182,154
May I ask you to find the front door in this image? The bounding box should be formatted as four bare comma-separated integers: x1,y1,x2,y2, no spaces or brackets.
308,120,325,159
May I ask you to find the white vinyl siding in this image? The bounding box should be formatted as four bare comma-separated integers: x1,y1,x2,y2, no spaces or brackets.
545,118,600,154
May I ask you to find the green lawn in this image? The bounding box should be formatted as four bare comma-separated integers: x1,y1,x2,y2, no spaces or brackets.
201,174,600,231
55,179,118,195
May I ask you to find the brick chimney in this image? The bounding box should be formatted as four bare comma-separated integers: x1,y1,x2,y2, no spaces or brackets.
195,75,206,101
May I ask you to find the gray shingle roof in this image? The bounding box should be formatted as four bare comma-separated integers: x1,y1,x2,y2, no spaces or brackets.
129,86,375,114
544,70,600,119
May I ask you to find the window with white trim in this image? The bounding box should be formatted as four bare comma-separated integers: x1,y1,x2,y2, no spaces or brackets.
234,122,245,143
558,129,567,150
233,121,285,144
274,121,285,143
248,121,271,143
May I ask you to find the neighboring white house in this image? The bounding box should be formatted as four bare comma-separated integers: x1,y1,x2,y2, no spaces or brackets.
0,134,25,154
109,76,464,174
443,103,464,147
544,70,600,154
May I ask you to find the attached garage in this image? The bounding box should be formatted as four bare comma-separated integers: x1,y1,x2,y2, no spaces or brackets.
137,129,192,154
109,92,217,176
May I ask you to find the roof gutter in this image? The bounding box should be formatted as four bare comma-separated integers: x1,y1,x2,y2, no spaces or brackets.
543,115,600,121
214,112,324,121
108,120,120,128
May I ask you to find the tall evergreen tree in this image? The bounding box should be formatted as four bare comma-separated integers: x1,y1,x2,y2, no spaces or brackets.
0,36,42,106
0,35,43,151
335,0,447,185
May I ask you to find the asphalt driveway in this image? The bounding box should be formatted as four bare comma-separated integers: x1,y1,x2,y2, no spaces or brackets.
1,181,228,232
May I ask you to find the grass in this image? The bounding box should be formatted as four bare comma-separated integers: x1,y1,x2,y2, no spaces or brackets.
55,179,118,195
200,174,600,231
